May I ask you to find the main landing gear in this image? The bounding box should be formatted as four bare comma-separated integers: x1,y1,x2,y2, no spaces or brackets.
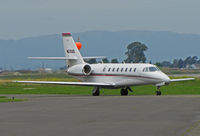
92,86,133,96
155,86,162,96
92,86,100,96
120,87,133,96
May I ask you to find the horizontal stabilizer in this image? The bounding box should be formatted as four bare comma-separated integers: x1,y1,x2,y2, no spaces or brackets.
83,56,106,60
28,57,77,60
28,56,106,60
170,78,195,82
14,80,113,86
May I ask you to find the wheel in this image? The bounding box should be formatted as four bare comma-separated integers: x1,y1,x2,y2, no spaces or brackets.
92,87,100,96
92,90,100,96
156,91,162,96
121,88,128,96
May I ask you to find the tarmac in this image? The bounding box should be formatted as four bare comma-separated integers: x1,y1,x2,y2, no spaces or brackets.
0,95,200,136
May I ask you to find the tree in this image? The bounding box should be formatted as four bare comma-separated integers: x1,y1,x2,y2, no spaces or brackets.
88,58,97,64
191,56,198,64
84,58,97,64
177,59,184,68
111,58,119,63
197,59,200,64
102,58,109,63
60,66,67,70
157,56,200,68
161,61,171,67
124,42,148,63
172,58,186,68
172,59,179,68
155,62,162,67
183,56,198,67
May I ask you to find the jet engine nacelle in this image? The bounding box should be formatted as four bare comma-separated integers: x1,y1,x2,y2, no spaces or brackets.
82,64,92,75
67,64,93,76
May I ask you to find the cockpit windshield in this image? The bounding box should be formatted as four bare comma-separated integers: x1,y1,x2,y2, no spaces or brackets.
143,66,160,72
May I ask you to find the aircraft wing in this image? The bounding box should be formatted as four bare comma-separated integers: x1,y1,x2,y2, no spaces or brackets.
170,78,195,82
14,81,113,86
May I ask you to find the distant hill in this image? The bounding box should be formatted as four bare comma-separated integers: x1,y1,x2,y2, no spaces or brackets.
0,30,200,69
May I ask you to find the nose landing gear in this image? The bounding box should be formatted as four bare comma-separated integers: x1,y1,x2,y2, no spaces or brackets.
120,88,128,96
155,86,162,96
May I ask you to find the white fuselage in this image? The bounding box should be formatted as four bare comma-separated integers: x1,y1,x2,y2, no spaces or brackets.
67,63,170,88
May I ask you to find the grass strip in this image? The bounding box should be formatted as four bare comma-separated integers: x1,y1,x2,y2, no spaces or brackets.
0,96,27,102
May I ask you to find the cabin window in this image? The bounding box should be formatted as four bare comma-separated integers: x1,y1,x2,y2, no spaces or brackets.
108,68,111,72
121,68,124,72
117,68,119,72
125,68,128,72
112,68,115,72
103,67,106,72
134,68,136,72
129,68,132,72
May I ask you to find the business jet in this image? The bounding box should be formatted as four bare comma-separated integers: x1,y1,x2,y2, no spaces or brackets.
15,33,194,96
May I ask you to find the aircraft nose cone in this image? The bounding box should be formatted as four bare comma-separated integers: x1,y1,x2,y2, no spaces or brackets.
162,73,170,83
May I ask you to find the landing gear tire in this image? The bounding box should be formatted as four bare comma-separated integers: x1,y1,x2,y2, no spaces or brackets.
121,88,128,96
92,87,100,96
156,91,162,96
155,86,162,96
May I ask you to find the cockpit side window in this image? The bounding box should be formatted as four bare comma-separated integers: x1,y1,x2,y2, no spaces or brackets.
156,66,160,71
143,66,159,72
143,67,149,72
149,67,158,72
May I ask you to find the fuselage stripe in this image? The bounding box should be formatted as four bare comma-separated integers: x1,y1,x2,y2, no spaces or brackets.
69,73,162,80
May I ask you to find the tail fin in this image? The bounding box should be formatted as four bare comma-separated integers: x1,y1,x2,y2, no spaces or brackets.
62,33,85,67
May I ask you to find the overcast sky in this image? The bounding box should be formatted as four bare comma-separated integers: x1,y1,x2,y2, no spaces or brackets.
0,0,200,39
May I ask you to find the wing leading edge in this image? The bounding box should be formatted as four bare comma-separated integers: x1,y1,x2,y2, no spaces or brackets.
170,78,195,82
14,81,114,86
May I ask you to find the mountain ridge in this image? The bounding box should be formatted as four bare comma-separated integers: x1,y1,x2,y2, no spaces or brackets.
0,30,199,69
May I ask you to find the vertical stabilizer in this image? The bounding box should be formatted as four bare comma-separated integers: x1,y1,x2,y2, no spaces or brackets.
62,33,84,67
